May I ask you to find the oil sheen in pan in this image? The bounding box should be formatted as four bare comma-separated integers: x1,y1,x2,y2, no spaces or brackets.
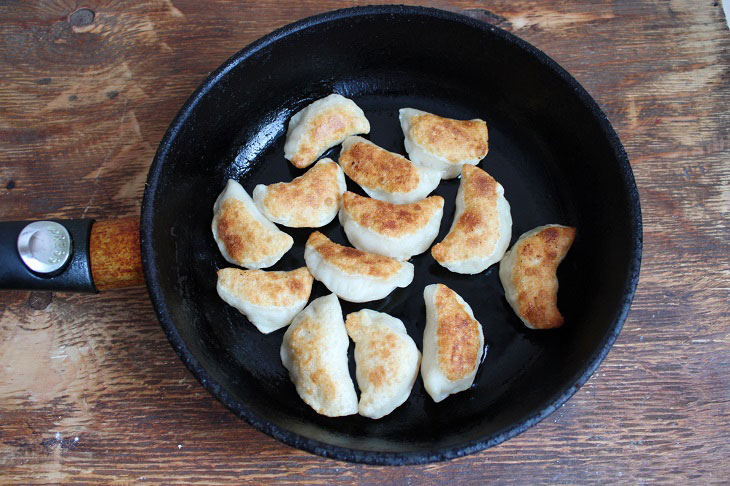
212,90,577,425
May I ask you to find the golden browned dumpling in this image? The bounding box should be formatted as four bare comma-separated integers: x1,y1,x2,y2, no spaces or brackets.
431,165,511,274
499,224,576,329
304,231,414,303
421,284,484,403
338,136,441,204
212,179,293,269
345,309,420,419
280,293,358,417
253,158,346,227
284,94,370,169
216,267,313,334
339,192,444,260
399,108,489,179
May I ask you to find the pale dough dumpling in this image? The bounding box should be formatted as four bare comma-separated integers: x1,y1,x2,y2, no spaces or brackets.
216,267,314,334
345,309,421,419
212,179,293,269
284,94,370,169
399,108,489,179
304,231,414,303
499,224,576,330
421,284,484,403
253,158,346,227
431,165,511,274
280,293,358,417
338,136,441,204
339,191,444,260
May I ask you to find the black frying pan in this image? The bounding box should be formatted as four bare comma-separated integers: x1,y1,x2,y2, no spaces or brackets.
2,6,641,465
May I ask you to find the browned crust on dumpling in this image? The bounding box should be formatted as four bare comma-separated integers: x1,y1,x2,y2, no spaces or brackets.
433,284,481,381
217,267,313,307
342,191,444,238
512,226,576,329
263,159,343,226
409,113,488,162
306,231,402,278
339,139,421,193
216,198,292,263
292,108,366,168
286,317,339,403
345,313,401,388
431,165,499,262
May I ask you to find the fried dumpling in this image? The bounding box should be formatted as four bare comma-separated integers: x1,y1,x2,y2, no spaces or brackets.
339,191,444,260
431,165,511,274
212,179,293,269
304,231,414,303
345,309,421,419
280,293,358,417
499,224,576,330
399,108,489,179
253,158,346,227
284,94,370,169
338,136,441,204
421,284,484,403
216,267,313,334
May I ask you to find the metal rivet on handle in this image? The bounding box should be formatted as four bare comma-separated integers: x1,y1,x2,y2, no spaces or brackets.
17,221,72,274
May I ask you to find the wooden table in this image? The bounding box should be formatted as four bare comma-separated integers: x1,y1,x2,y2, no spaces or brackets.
1,1,728,483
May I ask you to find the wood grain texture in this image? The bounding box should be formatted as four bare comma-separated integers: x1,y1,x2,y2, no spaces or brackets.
90,218,144,290
1,0,729,484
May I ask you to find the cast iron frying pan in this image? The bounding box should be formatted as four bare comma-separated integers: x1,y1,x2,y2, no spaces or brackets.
140,6,642,465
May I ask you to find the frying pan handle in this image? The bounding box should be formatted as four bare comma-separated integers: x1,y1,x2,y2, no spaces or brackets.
0,217,144,292
88,218,145,291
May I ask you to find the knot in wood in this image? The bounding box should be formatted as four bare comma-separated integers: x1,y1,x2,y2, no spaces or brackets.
69,8,95,27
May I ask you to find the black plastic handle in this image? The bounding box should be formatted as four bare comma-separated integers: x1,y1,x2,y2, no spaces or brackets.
0,219,98,292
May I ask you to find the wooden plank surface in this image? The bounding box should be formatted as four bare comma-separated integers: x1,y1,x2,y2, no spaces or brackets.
1,0,729,483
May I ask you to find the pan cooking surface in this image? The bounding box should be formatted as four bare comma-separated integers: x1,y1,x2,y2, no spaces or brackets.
141,6,641,464
209,93,576,436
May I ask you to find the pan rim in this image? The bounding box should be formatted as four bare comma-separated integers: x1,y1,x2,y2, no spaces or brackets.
140,4,642,465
